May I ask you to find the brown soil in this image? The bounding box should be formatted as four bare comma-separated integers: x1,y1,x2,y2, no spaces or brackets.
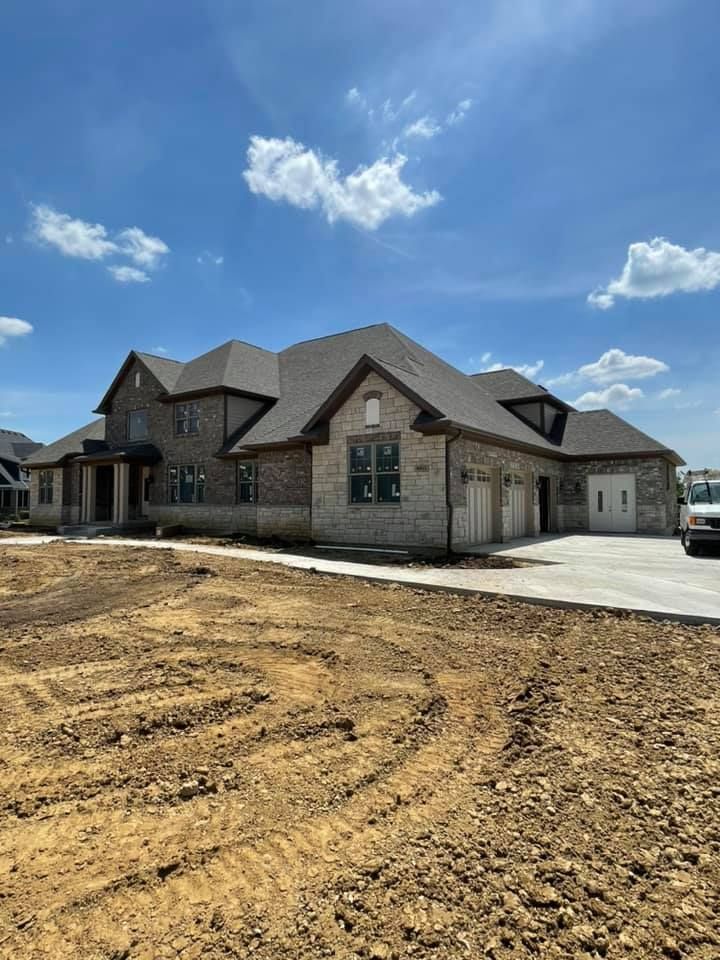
0,542,718,960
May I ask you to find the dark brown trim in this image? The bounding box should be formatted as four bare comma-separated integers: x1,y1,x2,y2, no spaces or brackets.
301,355,443,435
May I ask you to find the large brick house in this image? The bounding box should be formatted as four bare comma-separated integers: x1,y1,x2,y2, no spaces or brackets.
24,324,683,548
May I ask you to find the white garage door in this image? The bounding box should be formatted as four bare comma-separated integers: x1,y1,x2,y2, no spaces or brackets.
510,473,528,538
588,474,637,532
467,467,494,545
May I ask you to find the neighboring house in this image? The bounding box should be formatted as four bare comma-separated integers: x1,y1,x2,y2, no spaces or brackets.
24,324,684,547
0,429,43,516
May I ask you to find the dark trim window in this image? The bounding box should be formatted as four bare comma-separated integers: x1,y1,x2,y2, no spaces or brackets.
175,401,200,436
0,489,12,509
168,464,206,503
127,408,149,441
39,470,54,505
349,442,400,504
237,461,258,503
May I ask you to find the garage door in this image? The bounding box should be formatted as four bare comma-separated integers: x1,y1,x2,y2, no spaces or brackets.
466,467,494,545
588,474,637,532
510,473,529,538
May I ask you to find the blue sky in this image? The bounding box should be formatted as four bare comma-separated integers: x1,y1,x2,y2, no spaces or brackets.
1,0,719,467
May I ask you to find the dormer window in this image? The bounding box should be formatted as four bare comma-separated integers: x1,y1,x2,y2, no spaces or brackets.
507,400,563,438
364,392,381,427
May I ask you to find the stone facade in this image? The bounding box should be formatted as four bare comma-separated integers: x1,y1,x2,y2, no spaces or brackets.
311,371,447,549
448,435,563,546
29,468,64,526
559,456,676,535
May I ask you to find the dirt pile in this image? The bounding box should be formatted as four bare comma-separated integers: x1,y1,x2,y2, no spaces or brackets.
0,543,718,958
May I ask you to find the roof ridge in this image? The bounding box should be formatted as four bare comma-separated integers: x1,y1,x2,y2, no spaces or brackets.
135,351,184,364
281,322,391,351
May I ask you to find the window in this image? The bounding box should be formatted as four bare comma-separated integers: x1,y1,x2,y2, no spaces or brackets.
135,371,141,388
127,408,149,441
365,396,380,427
597,490,603,512
349,443,400,504
39,470,54,505
168,464,206,503
690,481,720,505
237,461,258,503
175,401,200,435
621,489,629,512
0,490,11,509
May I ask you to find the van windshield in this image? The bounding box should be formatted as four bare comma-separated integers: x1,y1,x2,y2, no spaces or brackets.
690,481,720,505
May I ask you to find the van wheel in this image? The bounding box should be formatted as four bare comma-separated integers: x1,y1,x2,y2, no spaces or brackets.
682,529,699,556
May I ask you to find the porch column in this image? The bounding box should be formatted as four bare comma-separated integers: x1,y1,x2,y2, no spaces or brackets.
115,462,130,526
81,465,89,523
84,466,96,523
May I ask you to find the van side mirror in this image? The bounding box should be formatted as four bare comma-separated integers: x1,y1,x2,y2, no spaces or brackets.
677,496,686,505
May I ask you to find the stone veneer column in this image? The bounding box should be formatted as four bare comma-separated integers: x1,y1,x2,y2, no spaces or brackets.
113,463,130,526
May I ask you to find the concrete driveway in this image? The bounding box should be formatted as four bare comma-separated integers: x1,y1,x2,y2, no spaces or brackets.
473,533,720,622
2,532,719,624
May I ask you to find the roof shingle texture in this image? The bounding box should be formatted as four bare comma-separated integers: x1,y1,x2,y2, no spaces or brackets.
470,369,549,401
23,419,106,466
165,341,280,399
0,428,43,462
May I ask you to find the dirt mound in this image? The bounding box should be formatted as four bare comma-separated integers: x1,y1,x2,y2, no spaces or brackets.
0,543,718,958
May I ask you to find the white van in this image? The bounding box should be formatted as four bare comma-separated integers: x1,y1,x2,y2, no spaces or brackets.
680,478,720,556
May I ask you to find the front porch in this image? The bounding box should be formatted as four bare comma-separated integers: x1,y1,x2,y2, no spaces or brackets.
77,447,160,527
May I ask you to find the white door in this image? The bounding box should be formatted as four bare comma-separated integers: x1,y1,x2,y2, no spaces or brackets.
588,474,636,532
510,473,528,538
467,467,494,544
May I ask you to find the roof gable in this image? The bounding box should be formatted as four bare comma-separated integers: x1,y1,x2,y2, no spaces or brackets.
94,351,185,414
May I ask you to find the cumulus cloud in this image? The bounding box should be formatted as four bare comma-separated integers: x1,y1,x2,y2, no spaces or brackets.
402,116,442,140
31,204,118,260
481,356,545,380
29,204,169,281
243,135,441,230
116,227,169,270
659,387,681,400
548,348,669,388
574,383,643,410
0,316,33,346
197,251,224,265
446,98,473,126
345,87,365,107
107,265,150,284
588,237,720,309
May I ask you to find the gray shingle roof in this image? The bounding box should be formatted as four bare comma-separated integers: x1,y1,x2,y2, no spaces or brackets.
560,410,673,458
0,428,43,462
232,324,572,454
167,341,280,399
135,353,185,392
23,419,106,466
470,368,549,401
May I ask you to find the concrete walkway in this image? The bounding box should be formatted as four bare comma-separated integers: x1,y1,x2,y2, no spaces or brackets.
2,533,719,625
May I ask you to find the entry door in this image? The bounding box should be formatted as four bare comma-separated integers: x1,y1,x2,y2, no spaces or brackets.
510,473,528,538
466,467,494,544
588,474,636,532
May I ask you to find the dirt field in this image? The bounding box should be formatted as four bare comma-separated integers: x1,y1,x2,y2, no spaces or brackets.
1,543,718,959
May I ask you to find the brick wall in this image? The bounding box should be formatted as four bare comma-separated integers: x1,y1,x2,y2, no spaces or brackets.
29,468,63,526
559,457,675,534
311,371,447,549
448,436,563,545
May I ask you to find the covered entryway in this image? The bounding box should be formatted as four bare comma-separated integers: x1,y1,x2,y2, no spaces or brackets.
588,474,637,532
77,446,160,528
466,465,497,545
509,472,530,538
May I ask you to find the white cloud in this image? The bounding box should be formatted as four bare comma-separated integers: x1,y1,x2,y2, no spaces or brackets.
243,135,441,231
481,356,544,379
446,98,473,125
197,251,224,265
116,227,169,270
588,237,720,309
480,351,492,364
402,115,442,140
31,204,118,260
107,265,150,284
151,346,168,355
345,87,365,107
574,383,643,410
29,204,169,280
0,316,33,346
659,387,681,400
548,348,669,388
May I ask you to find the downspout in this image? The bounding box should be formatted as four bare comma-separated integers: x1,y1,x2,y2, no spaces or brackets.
446,429,463,555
